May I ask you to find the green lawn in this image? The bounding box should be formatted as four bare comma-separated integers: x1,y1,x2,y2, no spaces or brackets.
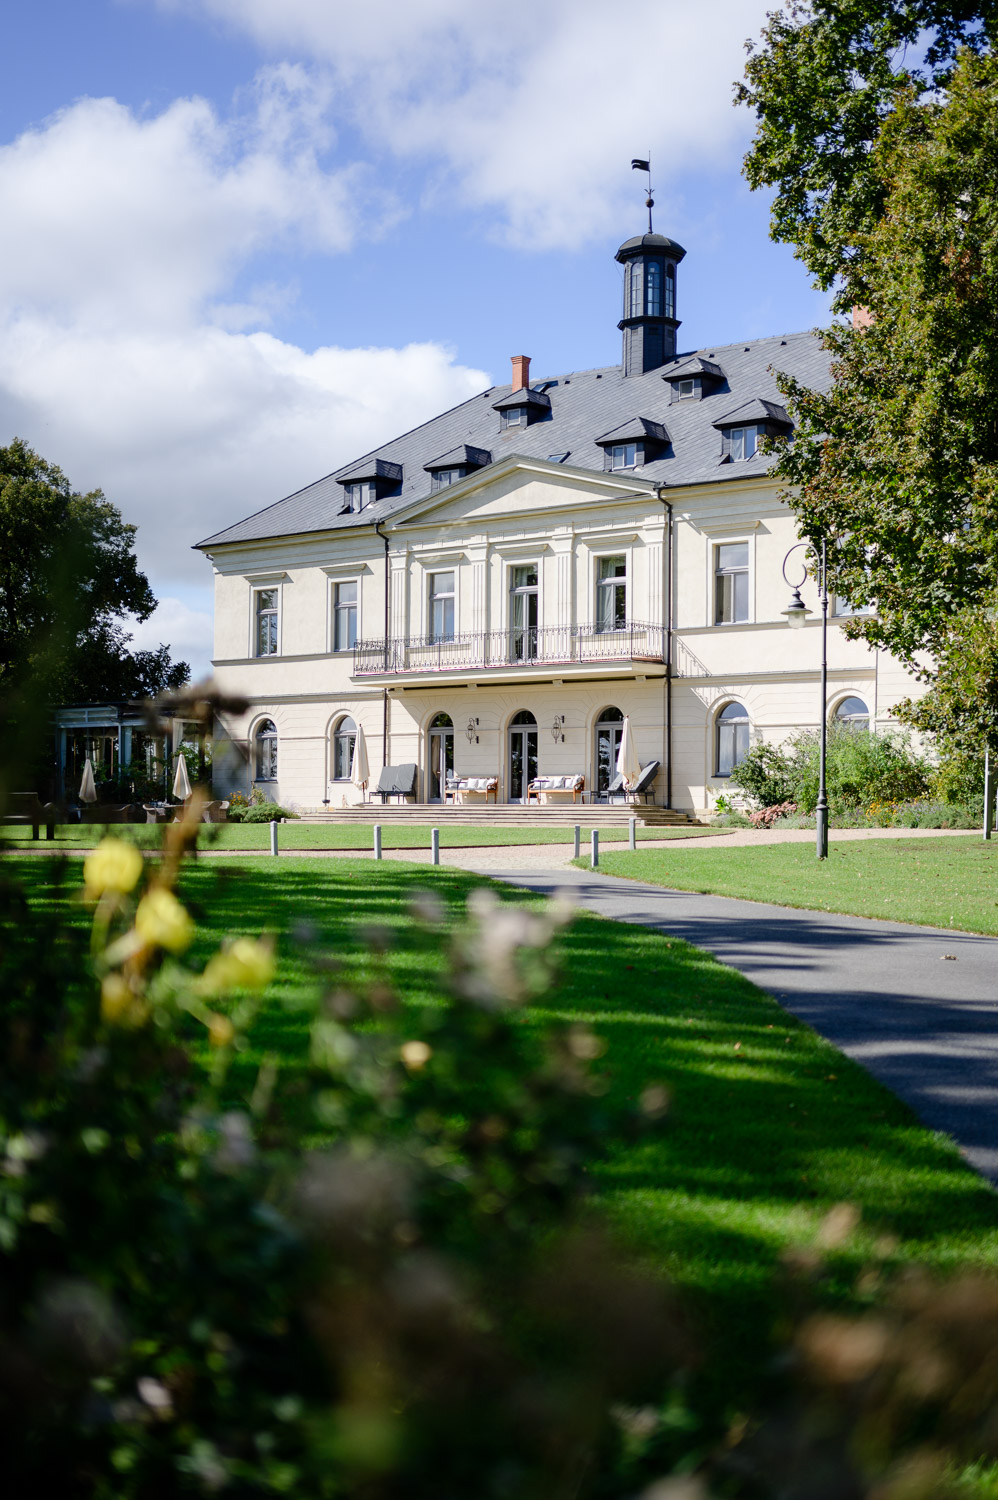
1,820,722,850
585,835,998,935
18,853,998,1420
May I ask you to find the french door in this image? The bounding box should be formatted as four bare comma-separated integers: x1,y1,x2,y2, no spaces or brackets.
509,565,539,661
428,714,454,802
508,710,538,802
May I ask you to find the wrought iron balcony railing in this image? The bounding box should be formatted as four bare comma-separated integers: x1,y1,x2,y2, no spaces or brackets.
352,621,666,677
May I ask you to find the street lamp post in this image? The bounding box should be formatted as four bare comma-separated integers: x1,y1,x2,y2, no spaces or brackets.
781,539,829,860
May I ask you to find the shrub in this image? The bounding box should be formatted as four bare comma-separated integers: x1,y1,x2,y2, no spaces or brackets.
730,742,795,806
748,801,797,828
239,801,299,823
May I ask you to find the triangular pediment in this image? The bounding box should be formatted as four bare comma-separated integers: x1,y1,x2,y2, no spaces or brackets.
385,453,659,532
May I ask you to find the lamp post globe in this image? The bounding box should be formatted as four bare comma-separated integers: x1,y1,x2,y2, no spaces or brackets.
782,540,829,860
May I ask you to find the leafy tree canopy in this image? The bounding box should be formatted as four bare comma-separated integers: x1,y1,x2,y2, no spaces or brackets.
738,0,998,290
760,48,998,750
0,437,188,704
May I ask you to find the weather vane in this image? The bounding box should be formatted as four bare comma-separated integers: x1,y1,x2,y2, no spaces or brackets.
631,154,654,234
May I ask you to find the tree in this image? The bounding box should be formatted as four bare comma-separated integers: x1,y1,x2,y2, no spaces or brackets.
738,1,998,292
0,438,189,705
744,43,998,754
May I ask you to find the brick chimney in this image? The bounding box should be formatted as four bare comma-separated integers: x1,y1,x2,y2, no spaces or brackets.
511,354,530,392
852,305,872,330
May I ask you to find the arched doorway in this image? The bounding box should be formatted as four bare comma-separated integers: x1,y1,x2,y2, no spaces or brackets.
428,712,454,801
594,706,623,797
508,710,538,802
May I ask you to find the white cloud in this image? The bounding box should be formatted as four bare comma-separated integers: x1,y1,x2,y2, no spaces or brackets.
128,595,215,677
0,76,489,597
158,0,769,247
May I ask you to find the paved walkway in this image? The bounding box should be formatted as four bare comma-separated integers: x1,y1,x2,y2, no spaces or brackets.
473,865,998,1184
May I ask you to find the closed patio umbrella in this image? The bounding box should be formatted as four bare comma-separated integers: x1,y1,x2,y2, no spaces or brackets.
173,752,192,801
350,724,370,792
79,757,97,804
616,714,641,792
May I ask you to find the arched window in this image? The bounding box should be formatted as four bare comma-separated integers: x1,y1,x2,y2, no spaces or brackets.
255,719,278,781
716,702,749,776
835,696,870,732
595,706,624,795
664,263,675,319
332,716,357,781
627,262,642,318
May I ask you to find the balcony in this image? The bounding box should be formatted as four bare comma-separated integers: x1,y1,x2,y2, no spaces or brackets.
353,621,666,680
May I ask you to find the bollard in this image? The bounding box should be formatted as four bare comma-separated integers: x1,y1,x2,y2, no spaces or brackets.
374,824,382,860
270,819,278,857
431,828,440,866
574,824,581,860
590,829,599,869
629,816,637,851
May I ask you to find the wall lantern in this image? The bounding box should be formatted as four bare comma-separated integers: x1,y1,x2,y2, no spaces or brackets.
466,717,479,744
551,714,565,743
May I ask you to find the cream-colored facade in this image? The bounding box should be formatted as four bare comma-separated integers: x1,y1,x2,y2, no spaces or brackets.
203,451,920,815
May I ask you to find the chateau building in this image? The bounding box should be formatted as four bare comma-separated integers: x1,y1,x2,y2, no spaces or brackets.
197,228,918,813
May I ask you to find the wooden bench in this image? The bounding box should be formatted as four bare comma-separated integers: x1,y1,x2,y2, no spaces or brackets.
5,792,56,840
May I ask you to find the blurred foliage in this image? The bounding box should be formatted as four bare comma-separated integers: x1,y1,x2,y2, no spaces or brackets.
0,806,689,1497
731,727,931,815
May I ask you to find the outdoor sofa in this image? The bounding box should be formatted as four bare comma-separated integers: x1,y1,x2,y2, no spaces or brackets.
526,774,585,804
445,775,499,804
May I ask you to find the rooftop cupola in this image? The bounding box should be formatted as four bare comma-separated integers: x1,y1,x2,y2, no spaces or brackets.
615,231,686,376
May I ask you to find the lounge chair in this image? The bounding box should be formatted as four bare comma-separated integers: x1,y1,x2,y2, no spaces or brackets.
374,763,418,803
596,760,660,805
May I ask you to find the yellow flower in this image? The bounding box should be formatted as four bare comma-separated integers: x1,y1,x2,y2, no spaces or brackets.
100,973,149,1028
100,973,133,1024
134,887,193,953
207,1013,235,1048
400,1040,432,1071
200,937,275,995
84,838,143,898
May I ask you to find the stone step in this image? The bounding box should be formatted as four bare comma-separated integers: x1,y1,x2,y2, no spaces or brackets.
299,803,697,828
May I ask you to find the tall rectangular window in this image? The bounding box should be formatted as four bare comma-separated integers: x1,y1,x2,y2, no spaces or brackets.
333,580,358,652
509,564,539,660
596,555,627,631
255,588,278,656
428,571,455,642
714,543,749,624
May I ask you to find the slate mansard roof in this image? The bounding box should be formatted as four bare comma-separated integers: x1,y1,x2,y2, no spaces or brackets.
197,328,830,550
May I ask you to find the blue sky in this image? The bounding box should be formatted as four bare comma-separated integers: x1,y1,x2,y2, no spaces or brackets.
0,0,829,677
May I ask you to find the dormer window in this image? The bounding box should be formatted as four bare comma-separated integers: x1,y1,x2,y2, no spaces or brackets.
722,426,761,461
595,417,670,471
342,481,375,511
335,458,402,511
664,356,725,403
502,407,527,428
713,398,793,460
432,467,466,490
424,445,492,492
